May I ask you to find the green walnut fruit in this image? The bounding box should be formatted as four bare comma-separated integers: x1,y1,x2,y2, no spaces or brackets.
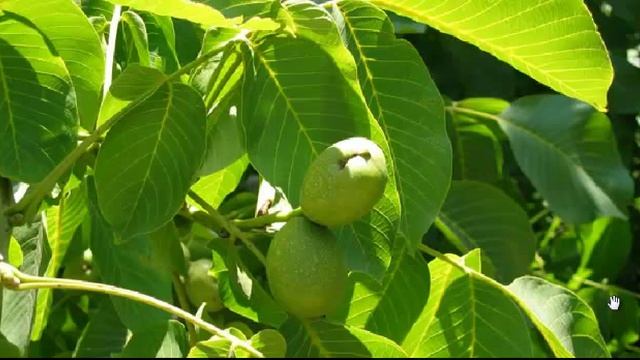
266,217,348,318
301,137,387,227
185,259,224,313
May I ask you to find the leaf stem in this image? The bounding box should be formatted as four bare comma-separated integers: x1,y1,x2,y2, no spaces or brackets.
232,207,302,229
0,262,262,357
4,45,230,223
187,191,267,266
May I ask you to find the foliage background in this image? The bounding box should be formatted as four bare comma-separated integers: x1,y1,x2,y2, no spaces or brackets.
0,0,638,358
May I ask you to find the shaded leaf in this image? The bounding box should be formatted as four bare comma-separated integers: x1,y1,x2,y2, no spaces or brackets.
0,13,77,183
211,241,288,328
87,178,173,331
577,217,631,281
0,218,50,356
2,0,105,130
32,184,88,340
438,181,536,283
281,318,407,357
332,247,430,344
498,95,634,223
74,300,128,358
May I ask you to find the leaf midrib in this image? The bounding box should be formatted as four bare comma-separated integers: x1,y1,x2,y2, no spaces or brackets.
122,83,174,234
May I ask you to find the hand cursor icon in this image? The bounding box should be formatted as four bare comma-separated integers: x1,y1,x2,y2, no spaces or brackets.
608,296,620,311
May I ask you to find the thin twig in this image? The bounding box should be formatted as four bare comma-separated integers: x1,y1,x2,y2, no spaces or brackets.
0,262,262,357
188,191,267,266
232,207,302,230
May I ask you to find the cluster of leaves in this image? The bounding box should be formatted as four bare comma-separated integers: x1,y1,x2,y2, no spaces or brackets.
0,0,637,358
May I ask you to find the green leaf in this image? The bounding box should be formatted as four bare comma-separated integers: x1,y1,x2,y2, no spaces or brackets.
87,178,173,331
141,12,181,74
211,241,288,328
74,300,128,358
187,327,247,358
402,250,544,357
578,288,639,348
239,36,371,206
190,156,248,212
370,0,613,110
104,0,238,27
121,320,188,357
95,80,206,239
0,219,50,356
0,13,77,183
437,181,536,283
279,0,402,282
448,111,503,183
198,108,245,177
333,0,451,250
508,276,610,358
199,0,280,19
281,318,407,357
244,329,287,358
2,0,105,130
332,247,430,344
32,184,88,340
577,217,631,281
97,64,167,127
497,95,634,223
120,10,150,67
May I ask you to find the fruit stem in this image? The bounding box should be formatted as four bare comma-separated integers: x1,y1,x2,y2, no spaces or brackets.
172,273,198,347
232,207,303,229
188,191,267,266
0,261,263,357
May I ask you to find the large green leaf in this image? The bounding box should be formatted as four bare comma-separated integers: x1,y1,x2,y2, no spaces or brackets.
31,184,88,340
198,0,279,19
87,178,173,331
332,248,430,344
0,219,50,356
402,250,543,357
74,300,128,358
104,0,238,27
211,241,288,328
438,181,536,283
281,318,407,357
333,0,451,250
370,0,613,110
140,12,181,74
188,328,282,358
0,13,77,183
496,95,634,223
95,80,206,239
239,36,371,206
509,276,609,358
2,0,105,130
